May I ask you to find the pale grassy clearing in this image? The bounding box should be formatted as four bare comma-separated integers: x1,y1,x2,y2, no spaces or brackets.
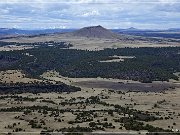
99,55,135,62
0,45,34,51
41,70,141,85
0,87,180,132
0,70,42,84
1,34,180,51
0,70,180,132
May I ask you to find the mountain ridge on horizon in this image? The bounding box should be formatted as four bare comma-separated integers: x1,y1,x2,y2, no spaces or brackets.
0,25,180,39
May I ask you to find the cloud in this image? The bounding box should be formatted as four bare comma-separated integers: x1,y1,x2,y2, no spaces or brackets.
158,0,179,4
81,10,100,17
0,0,179,29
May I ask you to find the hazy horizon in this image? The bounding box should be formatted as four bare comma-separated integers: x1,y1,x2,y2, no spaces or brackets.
1,26,180,31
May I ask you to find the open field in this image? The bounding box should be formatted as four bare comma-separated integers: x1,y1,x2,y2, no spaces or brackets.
0,70,180,133
1,34,180,50
42,70,180,92
74,80,179,92
99,56,136,62
1,72,173,132
0,70,42,84
0,36,180,134
0,45,34,51
0,42,179,133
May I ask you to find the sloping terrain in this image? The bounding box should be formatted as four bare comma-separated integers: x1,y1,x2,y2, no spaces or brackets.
0,26,180,51
72,25,119,39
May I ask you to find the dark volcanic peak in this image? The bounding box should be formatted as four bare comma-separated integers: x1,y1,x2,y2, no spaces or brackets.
128,27,136,30
73,25,118,39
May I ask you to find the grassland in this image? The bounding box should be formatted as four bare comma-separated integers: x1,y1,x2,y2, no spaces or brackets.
0,70,179,134
0,37,180,134
1,33,180,51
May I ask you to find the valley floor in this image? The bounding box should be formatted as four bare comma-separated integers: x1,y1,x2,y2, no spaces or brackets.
0,70,180,134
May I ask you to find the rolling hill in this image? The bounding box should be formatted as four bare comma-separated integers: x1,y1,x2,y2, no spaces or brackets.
72,25,119,39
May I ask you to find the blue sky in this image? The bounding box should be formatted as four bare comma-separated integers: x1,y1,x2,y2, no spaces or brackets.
0,0,180,29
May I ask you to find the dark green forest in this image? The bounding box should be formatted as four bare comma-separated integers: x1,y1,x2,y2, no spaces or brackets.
0,45,180,83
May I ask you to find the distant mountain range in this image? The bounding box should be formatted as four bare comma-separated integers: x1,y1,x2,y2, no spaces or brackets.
0,27,180,35
0,28,75,35
112,28,180,32
0,27,180,39
111,28,180,39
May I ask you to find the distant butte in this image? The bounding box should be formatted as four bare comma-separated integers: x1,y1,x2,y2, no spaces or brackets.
72,25,119,39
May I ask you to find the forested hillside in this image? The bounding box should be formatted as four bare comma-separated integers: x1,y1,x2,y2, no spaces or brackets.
0,45,179,83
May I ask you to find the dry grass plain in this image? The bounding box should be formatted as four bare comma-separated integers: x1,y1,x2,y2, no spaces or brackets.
0,45,34,51
0,33,180,134
0,70,42,84
1,33,180,51
0,70,180,134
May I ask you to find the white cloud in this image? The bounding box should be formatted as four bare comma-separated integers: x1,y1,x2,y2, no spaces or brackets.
81,10,100,17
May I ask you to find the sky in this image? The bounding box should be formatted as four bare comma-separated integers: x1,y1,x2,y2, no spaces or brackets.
0,0,180,29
